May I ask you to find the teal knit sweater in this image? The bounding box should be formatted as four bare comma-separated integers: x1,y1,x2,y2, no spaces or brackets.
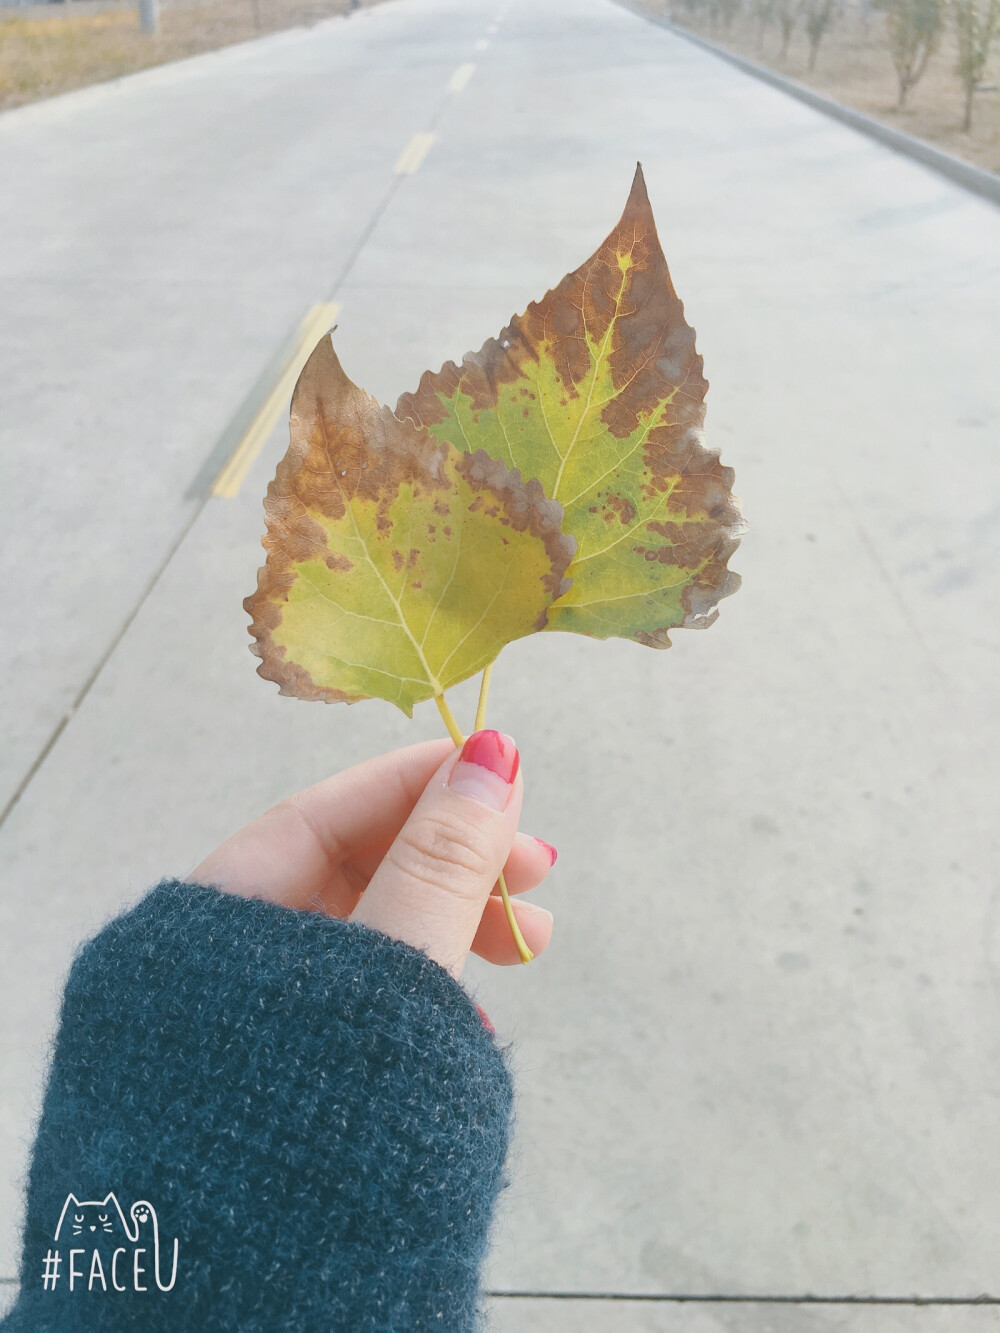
1,880,514,1330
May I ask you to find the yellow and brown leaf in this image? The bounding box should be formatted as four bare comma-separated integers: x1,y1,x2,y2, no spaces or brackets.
244,335,575,714
396,164,744,647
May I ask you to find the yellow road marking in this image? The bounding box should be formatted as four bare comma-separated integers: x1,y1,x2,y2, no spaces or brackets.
394,132,436,175
211,301,340,498
448,62,476,93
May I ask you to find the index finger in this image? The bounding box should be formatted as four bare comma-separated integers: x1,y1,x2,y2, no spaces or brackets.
189,738,456,906
283,737,457,856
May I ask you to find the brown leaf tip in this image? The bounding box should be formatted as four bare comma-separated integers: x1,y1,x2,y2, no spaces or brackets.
627,162,650,213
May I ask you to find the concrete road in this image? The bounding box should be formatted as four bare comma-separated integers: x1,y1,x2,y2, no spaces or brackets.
2,0,1000,1325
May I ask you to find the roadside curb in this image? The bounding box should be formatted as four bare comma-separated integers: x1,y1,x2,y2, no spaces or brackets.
616,0,1000,209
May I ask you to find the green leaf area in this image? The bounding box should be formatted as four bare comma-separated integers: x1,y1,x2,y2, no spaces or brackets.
396,165,743,648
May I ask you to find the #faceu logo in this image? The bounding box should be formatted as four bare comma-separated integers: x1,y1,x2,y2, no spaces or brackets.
41,1192,178,1294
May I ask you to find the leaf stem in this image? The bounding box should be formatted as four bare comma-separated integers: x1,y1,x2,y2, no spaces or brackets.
433,681,533,965
434,693,465,746
474,659,494,733
495,869,533,964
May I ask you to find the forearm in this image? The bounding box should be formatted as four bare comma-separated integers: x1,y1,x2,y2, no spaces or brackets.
3,880,514,1332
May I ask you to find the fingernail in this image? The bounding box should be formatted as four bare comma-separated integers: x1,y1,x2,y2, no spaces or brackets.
475,1002,495,1035
447,729,519,812
514,901,553,924
532,837,558,866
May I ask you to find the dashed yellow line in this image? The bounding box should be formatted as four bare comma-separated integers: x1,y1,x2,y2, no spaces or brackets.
395,132,436,175
448,62,476,93
211,301,340,498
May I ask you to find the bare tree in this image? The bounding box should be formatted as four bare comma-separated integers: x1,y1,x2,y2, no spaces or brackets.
719,0,743,30
879,0,944,106
753,0,777,46
951,0,1000,128
702,0,742,29
672,0,703,25
775,0,802,55
803,0,838,66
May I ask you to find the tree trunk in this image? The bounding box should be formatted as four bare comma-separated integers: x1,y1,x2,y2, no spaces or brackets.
138,0,158,35
962,77,974,130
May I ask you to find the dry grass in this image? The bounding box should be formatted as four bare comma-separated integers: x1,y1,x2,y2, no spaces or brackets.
639,0,1000,174
0,0,366,111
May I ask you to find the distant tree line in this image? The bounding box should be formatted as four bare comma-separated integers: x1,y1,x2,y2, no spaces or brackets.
670,0,999,128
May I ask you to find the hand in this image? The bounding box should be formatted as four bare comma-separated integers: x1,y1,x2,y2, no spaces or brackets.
187,732,556,980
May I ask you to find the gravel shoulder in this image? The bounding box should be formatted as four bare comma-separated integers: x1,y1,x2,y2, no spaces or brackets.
0,0,373,111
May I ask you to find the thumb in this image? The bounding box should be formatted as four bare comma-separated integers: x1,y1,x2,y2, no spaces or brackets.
348,730,522,979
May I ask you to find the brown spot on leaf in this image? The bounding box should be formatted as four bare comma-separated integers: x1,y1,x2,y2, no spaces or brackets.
605,493,637,526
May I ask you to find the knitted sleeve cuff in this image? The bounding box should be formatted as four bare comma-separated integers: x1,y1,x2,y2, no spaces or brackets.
6,880,514,1333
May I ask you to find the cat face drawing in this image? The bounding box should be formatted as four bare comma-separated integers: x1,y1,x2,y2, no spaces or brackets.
53,1193,131,1242
50,1192,179,1291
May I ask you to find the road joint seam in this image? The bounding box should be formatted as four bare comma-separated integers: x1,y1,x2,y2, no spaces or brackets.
485,1289,1000,1304
1,1279,996,1302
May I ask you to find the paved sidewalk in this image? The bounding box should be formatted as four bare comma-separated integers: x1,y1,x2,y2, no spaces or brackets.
1,0,999,1323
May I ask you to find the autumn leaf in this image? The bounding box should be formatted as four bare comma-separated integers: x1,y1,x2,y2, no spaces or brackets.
396,164,743,648
244,334,575,715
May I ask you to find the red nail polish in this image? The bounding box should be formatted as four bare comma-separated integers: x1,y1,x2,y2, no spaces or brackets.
459,730,519,784
533,837,558,866
475,1003,495,1035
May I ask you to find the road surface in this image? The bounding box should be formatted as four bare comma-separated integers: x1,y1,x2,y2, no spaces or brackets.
1,0,999,1325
